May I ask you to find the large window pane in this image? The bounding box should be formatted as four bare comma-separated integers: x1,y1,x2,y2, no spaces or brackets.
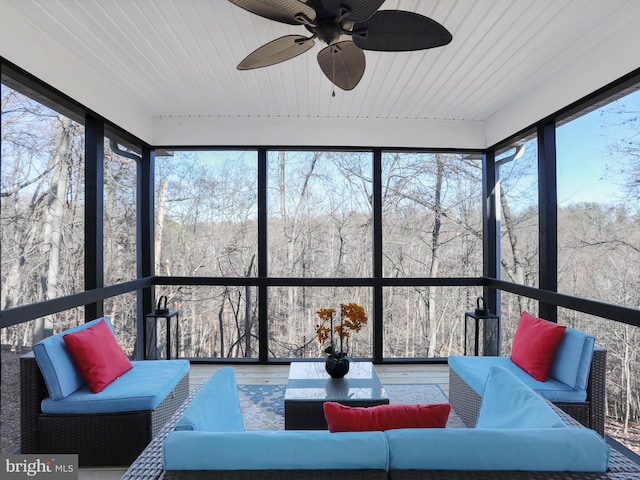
383,286,482,359
156,151,258,277
382,152,483,277
104,291,137,356
268,286,372,359
156,285,258,359
1,82,85,338
104,140,136,284
499,291,538,355
556,89,640,307
497,137,539,289
267,151,372,277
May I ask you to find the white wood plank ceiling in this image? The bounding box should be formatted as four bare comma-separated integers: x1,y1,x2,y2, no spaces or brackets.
1,0,640,148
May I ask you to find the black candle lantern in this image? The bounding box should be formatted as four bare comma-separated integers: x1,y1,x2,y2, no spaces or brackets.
144,295,179,359
464,297,500,356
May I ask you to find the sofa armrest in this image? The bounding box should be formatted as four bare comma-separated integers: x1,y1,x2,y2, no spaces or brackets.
588,346,606,435
554,345,607,436
20,352,48,454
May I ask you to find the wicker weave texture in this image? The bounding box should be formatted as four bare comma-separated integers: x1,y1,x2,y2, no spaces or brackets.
590,346,607,435
448,369,481,427
389,471,640,479
20,353,45,455
20,353,189,467
122,382,206,480
163,470,389,480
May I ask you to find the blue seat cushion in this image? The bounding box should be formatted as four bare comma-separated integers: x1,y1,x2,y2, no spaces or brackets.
448,355,586,402
174,367,244,432
33,318,111,400
386,428,609,472
164,430,389,471
476,367,566,429
41,360,189,414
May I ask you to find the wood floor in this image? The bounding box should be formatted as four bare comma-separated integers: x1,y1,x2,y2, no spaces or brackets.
190,362,450,393
81,363,450,480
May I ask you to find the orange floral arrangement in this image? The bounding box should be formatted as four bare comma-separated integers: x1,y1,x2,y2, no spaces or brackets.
316,303,368,358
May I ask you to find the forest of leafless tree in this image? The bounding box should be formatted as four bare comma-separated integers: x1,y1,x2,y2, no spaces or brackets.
1,84,639,436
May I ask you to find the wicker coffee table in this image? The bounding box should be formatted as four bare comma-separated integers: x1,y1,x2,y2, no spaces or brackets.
284,361,389,430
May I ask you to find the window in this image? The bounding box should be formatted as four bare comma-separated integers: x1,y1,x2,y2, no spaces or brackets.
382,152,483,278
497,137,539,289
104,140,137,285
269,286,372,359
267,151,372,277
155,150,258,277
556,88,640,307
1,81,85,339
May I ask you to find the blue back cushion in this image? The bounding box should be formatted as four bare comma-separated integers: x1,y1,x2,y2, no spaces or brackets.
549,327,594,390
175,367,244,432
32,317,112,400
476,366,566,429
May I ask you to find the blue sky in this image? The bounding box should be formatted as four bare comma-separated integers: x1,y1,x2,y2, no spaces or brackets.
556,90,639,207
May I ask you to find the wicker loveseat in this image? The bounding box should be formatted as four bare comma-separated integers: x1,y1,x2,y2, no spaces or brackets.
449,322,606,436
20,317,189,466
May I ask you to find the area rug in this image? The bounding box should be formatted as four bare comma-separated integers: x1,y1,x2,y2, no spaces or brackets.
237,383,465,430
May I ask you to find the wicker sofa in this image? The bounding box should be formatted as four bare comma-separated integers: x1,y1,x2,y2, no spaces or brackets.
118,365,636,480
123,386,640,480
449,325,606,436
20,317,189,466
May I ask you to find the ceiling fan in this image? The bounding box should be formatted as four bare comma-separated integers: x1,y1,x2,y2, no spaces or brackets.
228,0,452,91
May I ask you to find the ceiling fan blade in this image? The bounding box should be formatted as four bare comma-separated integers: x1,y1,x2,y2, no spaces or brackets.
229,0,316,25
353,10,452,51
317,41,365,91
320,0,385,22
238,35,315,69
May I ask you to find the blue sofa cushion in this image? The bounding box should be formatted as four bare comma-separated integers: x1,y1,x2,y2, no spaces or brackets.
476,367,566,428
174,367,244,432
33,318,111,400
448,355,587,402
549,327,594,391
41,359,189,413
386,428,609,472
164,430,389,471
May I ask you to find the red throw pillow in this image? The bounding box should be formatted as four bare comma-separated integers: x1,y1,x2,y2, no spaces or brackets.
323,402,451,433
63,319,133,393
510,311,566,382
